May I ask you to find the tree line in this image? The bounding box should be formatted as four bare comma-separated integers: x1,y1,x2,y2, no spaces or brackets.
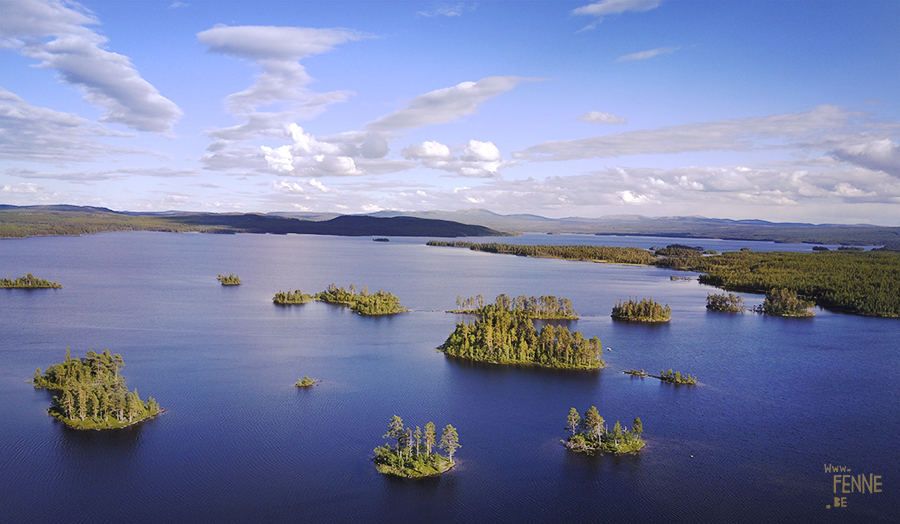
430,241,900,317
452,293,578,319
32,348,161,430
440,305,604,369
752,288,815,317
374,416,460,477
427,241,657,265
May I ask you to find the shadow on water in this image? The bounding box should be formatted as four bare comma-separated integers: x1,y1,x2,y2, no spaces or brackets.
442,353,603,380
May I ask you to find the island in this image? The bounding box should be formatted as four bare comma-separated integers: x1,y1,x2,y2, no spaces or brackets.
217,273,242,285
296,376,317,387
1,273,62,289
273,289,315,305
752,288,815,317
706,292,745,312
439,305,604,369
315,283,407,315
449,293,578,319
564,407,644,455
373,237,389,242
611,298,671,322
374,416,459,478
32,348,161,430
624,368,697,385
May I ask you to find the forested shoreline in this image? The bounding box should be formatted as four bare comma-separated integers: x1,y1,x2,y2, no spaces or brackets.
450,294,578,319
429,242,900,318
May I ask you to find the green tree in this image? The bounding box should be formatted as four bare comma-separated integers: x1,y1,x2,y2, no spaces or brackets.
566,407,581,437
440,424,460,463
383,416,405,451
424,422,436,455
632,417,643,436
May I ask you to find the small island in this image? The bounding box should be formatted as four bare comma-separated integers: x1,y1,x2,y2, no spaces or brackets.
624,368,697,385
32,348,161,430
611,298,671,322
373,416,459,478
449,293,578,319
752,288,815,317
440,305,603,369
273,289,315,305
316,283,407,315
217,273,242,285
373,237,390,242
564,407,644,455
1,273,62,289
706,292,745,312
296,376,317,387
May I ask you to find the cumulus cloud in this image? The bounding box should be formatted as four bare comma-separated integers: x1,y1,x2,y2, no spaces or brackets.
830,139,900,177
1,0,182,133
577,111,627,124
616,46,680,62
573,0,662,31
364,76,539,132
401,139,518,178
513,105,881,162
198,25,363,168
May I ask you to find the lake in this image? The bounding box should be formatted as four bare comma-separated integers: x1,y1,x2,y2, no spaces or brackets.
1,232,896,523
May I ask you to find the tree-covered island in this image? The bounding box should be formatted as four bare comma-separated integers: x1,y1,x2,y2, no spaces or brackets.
296,376,317,387
752,288,815,317
315,283,408,315
449,293,578,319
564,407,644,455
624,368,698,385
374,416,459,478
32,348,161,430
439,305,604,369
273,289,315,305
706,293,745,312
1,273,62,288
611,298,671,322
217,273,241,285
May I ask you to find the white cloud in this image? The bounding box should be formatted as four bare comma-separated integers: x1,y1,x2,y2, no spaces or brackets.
830,139,900,177
261,145,295,173
1,182,40,194
402,141,454,160
461,140,502,162
618,190,654,204
577,111,627,124
573,0,662,31
364,76,539,131
616,46,680,62
513,105,891,162
1,0,182,133
574,0,662,17
417,3,470,17
0,87,166,164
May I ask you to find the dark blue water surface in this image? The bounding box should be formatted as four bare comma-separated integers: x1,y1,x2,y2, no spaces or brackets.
1,233,897,523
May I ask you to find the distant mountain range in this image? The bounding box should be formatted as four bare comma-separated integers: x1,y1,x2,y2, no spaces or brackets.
2,205,899,248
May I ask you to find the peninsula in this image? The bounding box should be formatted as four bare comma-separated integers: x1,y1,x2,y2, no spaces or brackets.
374,416,459,478
753,288,815,317
32,348,162,430
564,406,644,455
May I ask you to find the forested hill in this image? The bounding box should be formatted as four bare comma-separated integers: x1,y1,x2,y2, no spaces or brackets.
0,206,506,238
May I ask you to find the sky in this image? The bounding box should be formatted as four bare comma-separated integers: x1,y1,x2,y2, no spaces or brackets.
1,0,899,225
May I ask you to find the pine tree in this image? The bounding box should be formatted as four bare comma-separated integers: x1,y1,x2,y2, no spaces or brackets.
439,424,460,463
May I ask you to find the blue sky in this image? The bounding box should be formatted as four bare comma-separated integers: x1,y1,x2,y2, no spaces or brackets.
1,0,898,225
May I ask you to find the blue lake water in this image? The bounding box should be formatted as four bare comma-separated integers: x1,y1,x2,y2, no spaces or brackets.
0,232,897,523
